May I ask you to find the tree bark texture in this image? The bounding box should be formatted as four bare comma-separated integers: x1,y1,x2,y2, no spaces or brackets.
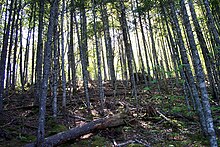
26,113,127,147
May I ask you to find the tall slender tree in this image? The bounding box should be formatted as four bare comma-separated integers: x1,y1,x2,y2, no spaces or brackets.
169,0,207,136
180,0,217,145
0,0,14,113
118,0,137,103
35,0,45,105
37,0,58,145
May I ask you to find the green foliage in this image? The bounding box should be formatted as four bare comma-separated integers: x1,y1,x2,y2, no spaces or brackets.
187,133,210,146
91,135,108,146
48,124,68,136
176,64,184,72
47,118,68,136
211,106,220,119
171,106,184,113
123,126,133,133
134,0,154,15
143,86,151,91
169,95,184,103
211,106,220,112
18,134,36,143
150,79,157,84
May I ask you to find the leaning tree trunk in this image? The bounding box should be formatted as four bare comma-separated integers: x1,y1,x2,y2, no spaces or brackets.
180,0,218,146
101,1,116,87
188,0,219,101
131,1,147,86
147,11,159,80
73,0,90,113
170,1,207,136
35,0,45,105
6,0,17,95
118,0,137,104
37,0,58,146
136,0,151,78
0,0,14,113
203,0,220,98
203,0,220,99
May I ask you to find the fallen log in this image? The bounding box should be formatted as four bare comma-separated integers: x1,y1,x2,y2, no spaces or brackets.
25,113,128,147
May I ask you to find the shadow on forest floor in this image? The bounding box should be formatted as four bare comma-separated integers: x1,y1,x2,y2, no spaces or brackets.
0,79,220,146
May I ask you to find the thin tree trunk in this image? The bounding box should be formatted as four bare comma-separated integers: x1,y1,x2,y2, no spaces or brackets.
147,11,159,80
19,0,24,91
23,6,33,85
31,3,36,85
52,11,59,118
118,0,137,104
35,0,44,105
6,0,17,94
92,0,105,115
188,0,219,101
101,1,116,87
72,0,90,113
12,6,20,90
180,0,217,145
69,0,77,93
0,0,14,113
203,0,220,99
136,1,151,78
61,0,67,112
37,0,58,145
170,1,207,136
131,0,147,86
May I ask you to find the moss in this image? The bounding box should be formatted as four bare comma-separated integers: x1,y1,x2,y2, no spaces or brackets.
187,133,209,146
18,134,36,143
91,135,108,146
48,124,68,136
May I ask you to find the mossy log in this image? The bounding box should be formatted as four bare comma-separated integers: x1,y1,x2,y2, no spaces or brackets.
25,113,128,147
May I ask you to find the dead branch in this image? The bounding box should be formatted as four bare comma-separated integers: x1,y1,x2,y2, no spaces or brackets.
25,113,129,147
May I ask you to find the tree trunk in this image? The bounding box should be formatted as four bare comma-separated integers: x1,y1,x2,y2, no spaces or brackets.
31,3,36,85
136,1,151,78
12,5,20,90
188,0,219,101
101,1,116,87
131,1,148,86
6,0,17,94
180,0,218,145
203,0,220,99
52,10,59,118
118,0,137,103
69,0,77,93
73,0,90,113
61,0,67,111
0,0,14,113
37,0,58,145
26,113,128,147
35,0,45,104
170,1,207,136
92,0,105,115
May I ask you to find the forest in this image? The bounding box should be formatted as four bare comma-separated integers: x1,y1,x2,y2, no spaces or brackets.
0,0,220,146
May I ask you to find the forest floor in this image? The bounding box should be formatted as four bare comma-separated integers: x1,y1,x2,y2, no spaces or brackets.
0,79,220,147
